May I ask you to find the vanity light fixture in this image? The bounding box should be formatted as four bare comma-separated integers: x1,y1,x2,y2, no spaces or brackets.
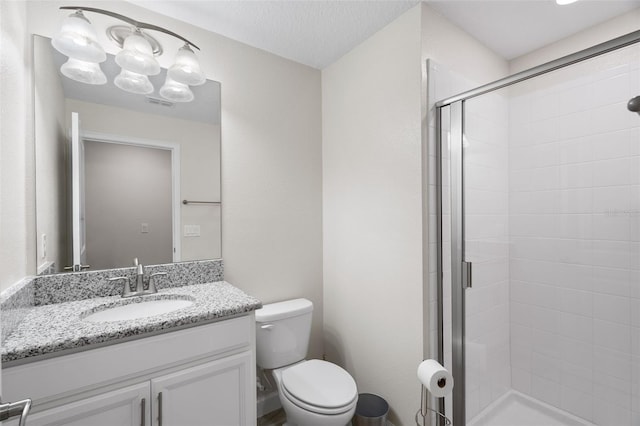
114,29,161,76
52,10,106,63
556,0,580,5
159,76,195,103
52,6,205,101
114,69,154,95
168,44,206,86
60,58,107,85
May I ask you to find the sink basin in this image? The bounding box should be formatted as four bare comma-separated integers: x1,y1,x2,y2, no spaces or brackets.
83,297,194,323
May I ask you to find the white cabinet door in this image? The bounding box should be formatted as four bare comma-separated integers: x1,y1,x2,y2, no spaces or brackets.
151,351,253,426
23,383,149,426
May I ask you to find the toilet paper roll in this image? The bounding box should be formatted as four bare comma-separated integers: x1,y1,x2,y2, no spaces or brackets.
417,359,454,398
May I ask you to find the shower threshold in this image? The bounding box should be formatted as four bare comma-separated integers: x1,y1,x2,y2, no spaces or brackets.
467,390,596,426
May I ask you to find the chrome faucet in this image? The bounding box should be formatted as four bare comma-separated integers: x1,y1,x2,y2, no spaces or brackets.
108,258,167,298
134,258,146,293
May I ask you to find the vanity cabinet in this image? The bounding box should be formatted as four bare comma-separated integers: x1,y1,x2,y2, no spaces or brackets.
2,315,256,426
15,383,149,426
11,351,253,426
152,351,253,425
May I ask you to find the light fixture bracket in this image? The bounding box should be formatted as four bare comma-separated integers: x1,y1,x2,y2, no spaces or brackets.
55,5,205,103
60,6,200,50
107,26,163,56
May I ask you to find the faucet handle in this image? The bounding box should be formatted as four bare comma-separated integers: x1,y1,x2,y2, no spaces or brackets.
108,276,131,297
148,272,168,293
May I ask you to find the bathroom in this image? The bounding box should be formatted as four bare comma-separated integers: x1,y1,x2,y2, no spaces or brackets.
1,0,639,425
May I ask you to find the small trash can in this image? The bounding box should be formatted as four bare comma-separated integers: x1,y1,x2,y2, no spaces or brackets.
353,393,389,426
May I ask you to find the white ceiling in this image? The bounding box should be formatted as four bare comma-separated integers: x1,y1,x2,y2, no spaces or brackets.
426,0,640,60
130,0,640,69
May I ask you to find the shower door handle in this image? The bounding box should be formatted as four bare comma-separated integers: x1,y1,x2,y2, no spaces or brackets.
462,261,472,289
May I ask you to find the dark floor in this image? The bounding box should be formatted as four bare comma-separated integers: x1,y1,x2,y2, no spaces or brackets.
257,408,287,426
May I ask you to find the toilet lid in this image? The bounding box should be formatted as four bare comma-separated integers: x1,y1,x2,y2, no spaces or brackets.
281,360,357,410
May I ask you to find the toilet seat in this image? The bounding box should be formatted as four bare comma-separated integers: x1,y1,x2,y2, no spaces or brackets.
280,360,357,415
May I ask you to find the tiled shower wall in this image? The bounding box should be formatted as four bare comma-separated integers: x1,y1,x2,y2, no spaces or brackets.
507,45,640,425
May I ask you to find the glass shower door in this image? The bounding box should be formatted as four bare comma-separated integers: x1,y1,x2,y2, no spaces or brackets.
462,89,511,422
442,42,639,426
442,92,511,425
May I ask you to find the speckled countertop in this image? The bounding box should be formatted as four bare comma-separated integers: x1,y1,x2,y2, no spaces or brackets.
2,281,261,365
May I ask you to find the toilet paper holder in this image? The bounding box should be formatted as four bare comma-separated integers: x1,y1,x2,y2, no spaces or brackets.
415,359,452,426
414,385,451,426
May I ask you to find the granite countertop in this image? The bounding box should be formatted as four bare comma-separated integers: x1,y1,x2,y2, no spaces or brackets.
2,281,261,365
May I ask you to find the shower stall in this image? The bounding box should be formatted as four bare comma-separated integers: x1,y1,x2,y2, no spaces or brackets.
432,30,640,426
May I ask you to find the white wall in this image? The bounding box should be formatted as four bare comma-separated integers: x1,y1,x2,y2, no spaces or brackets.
21,1,324,358
34,35,68,274
0,0,35,291
421,5,508,89
323,4,507,424
322,6,424,425
510,8,640,73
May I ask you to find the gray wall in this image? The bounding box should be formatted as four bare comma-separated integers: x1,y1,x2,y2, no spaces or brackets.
84,141,173,269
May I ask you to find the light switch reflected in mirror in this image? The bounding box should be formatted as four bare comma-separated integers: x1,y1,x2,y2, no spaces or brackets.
34,34,221,275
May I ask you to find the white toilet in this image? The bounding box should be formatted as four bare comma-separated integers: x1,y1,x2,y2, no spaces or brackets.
256,298,358,426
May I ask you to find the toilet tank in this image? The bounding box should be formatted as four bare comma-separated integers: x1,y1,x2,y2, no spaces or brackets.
255,298,313,369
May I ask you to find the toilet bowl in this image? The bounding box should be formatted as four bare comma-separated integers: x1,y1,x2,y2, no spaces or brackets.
255,299,358,426
273,360,357,425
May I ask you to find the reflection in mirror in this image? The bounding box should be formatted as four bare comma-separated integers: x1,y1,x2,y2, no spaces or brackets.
34,35,221,274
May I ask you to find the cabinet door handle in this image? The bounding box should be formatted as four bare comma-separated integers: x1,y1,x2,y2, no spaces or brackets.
140,398,146,426
157,392,163,426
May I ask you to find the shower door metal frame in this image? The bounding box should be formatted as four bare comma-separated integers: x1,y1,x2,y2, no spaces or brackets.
449,100,466,426
434,28,640,426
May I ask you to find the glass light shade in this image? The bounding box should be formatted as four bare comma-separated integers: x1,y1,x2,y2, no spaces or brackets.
114,69,154,95
115,32,160,76
51,11,106,63
60,58,107,85
168,45,206,86
159,76,194,103
556,0,579,4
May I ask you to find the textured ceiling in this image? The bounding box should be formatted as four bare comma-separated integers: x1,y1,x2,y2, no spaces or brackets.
130,0,640,69
128,0,419,69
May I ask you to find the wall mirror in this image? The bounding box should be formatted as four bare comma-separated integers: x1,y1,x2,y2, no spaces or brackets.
34,34,221,275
